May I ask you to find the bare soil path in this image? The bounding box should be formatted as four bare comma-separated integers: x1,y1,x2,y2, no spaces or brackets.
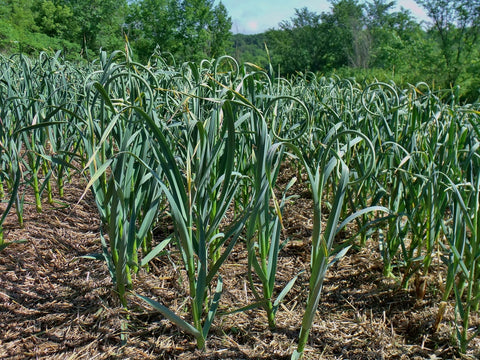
0,172,477,359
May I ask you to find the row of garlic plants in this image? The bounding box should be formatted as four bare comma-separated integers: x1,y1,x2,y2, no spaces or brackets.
0,50,479,356
299,76,480,352
0,52,84,247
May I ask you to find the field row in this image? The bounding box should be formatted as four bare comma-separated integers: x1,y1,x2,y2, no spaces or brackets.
1,50,479,357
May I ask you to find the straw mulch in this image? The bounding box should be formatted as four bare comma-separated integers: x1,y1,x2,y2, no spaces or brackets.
1,170,478,359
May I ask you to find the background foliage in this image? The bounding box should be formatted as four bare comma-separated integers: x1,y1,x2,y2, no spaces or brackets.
0,0,478,97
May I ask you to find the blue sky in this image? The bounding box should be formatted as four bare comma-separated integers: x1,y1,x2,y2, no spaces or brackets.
215,0,429,34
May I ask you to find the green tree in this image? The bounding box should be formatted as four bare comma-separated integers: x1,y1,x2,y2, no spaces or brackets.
209,2,232,59
320,0,367,69
0,0,38,36
9,0,38,33
365,1,423,70
278,7,322,73
34,0,73,38
176,0,232,61
416,0,480,85
266,1,368,74
230,33,269,68
126,0,232,62
62,0,127,56
125,0,179,61
0,0,39,52
366,0,395,28
0,0,81,55
176,0,213,60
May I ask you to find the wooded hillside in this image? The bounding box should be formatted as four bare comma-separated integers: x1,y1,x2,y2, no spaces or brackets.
0,0,479,100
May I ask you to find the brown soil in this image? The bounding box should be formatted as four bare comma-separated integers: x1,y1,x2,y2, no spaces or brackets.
1,170,479,359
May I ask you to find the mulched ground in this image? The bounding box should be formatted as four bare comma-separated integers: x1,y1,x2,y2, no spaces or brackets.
1,168,479,359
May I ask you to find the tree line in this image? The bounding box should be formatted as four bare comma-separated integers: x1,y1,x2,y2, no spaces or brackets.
0,0,232,62
0,0,479,100
234,0,480,101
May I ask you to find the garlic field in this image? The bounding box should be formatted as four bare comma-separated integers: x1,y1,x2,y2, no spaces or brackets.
1,50,479,359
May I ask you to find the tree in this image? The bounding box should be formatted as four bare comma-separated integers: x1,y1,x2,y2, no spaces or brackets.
266,1,369,73
230,33,269,68
34,0,73,39
416,0,480,84
208,2,232,59
0,0,81,55
319,0,367,69
125,0,179,61
366,0,395,28
0,0,40,52
365,1,420,69
178,0,233,61
62,0,127,56
265,7,322,74
125,0,231,62
1,0,38,34
177,0,213,60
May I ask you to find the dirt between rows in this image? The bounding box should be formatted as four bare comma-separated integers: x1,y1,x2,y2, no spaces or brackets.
0,168,479,359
